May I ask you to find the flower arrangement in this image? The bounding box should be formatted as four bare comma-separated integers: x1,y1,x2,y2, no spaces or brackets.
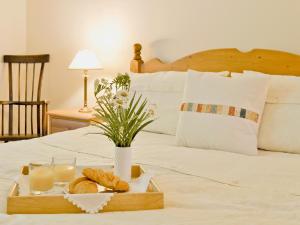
93,73,155,147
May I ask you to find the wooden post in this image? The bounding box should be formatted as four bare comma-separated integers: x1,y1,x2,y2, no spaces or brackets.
130,43,144,73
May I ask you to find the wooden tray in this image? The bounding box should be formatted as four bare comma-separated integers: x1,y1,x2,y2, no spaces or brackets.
7,165,164,214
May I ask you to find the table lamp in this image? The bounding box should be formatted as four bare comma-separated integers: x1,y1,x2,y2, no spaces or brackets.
69,50,103,113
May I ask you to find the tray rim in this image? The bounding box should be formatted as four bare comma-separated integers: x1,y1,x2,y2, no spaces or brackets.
7,164,164,214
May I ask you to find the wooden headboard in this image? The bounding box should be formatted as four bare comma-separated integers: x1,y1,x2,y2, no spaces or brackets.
130,43,300,76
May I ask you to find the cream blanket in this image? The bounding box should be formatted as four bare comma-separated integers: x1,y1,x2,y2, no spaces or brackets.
0,126,300,225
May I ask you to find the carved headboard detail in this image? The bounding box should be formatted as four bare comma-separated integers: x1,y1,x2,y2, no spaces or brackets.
130,43,300,76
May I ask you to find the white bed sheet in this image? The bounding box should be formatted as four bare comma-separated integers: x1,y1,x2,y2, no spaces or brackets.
0,126,300,225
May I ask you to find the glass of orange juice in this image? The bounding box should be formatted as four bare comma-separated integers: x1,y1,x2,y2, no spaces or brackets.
29,162,54,195
51,156,76,186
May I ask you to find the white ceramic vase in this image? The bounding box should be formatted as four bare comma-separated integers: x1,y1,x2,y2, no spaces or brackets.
114,147,132,182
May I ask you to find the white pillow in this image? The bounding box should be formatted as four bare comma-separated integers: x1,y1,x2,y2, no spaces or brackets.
130,71,186,135
176,70,270,155
234,71,300,104
243,71,300,154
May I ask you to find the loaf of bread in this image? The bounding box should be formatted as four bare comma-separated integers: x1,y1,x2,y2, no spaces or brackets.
82,168,129,192
69,177,98,194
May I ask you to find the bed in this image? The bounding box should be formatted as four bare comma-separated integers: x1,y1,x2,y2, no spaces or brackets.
1,45,300,225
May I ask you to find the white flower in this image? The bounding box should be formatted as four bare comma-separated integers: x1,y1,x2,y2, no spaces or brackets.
116,90,129,100
101,78,109,85
104,88,112,98
148,103,157,118
94,79,100,87
113,98,125,108
106,92,113,100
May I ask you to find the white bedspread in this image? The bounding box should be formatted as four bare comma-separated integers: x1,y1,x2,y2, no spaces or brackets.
1,126,300,225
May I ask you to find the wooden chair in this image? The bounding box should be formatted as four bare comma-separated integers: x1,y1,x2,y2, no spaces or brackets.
0,54,50,142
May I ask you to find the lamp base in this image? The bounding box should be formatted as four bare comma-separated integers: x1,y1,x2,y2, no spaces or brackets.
79,106,93,113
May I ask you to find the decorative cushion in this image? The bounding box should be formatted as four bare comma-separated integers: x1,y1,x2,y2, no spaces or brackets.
176,70,270,155
243,71,300,154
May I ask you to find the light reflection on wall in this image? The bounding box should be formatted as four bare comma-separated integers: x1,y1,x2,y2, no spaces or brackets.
85,15,129,74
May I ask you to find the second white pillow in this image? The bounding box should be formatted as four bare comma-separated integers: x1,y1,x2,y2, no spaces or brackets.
176,70,270,155
130,71,186,135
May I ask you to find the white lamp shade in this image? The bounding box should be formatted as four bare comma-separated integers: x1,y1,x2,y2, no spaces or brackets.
69,49,103,70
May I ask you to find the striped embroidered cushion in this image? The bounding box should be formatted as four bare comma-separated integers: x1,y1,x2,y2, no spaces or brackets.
176,70,270,155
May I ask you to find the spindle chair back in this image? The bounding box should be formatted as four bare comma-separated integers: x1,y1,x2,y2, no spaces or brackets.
0,54,50,142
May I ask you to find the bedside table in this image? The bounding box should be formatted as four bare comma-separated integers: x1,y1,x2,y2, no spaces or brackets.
47,109,98,134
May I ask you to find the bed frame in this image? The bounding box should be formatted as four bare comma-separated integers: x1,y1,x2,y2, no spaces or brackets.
130,43,300,76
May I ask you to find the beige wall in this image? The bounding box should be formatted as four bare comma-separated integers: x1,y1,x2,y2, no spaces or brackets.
0,0,27,99
26,0,300,110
